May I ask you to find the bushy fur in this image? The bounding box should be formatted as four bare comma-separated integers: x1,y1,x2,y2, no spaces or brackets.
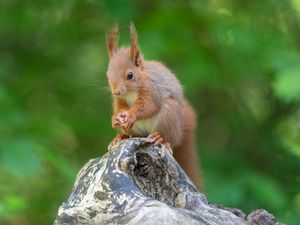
106,23,202,188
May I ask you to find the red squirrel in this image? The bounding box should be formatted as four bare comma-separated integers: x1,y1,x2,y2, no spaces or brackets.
105,23,202,188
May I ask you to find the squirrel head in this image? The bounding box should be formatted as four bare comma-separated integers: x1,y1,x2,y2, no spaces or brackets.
106,23,144,98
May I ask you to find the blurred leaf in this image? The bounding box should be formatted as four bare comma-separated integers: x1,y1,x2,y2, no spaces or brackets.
44,148,77,181
277,111,300,157
273,63,300,102
0,139,42,178
0,195,27,219
246,174,287,211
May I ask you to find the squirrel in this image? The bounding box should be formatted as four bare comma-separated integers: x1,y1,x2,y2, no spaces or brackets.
105,23,202,188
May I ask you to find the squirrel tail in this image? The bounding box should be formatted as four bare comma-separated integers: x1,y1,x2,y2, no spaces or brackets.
173,130,203,190
173,101,203,190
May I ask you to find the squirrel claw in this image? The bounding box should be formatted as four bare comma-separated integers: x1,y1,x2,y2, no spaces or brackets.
112,112,127,128
122,111,136,130
148,132,160,142
148,132,164,144
148,132,172,154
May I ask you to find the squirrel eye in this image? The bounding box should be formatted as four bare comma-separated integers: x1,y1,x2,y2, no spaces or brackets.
127,71,133,80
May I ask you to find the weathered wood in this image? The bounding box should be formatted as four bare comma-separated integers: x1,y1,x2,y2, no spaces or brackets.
54,138,284,225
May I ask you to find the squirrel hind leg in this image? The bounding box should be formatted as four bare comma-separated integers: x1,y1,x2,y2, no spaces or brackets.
148,132,172,153
148,132,162,143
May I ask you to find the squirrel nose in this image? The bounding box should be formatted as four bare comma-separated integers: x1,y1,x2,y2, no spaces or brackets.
113,91,121,96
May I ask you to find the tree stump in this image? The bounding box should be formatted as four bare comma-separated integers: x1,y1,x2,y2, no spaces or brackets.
53,138,284,225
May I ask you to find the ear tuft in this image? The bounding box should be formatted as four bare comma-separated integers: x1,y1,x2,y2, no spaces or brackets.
106,23,119,58
130,23,142,67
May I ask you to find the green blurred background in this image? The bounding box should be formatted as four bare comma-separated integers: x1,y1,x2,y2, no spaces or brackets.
1,0,300,224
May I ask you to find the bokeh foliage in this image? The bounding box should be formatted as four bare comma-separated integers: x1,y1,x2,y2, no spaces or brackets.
1,0,300,224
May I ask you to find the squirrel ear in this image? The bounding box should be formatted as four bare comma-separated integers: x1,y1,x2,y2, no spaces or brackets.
129,23,142,67
106,24,119,58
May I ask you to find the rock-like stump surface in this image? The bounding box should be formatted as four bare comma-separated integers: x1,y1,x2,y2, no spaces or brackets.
54,138,284,225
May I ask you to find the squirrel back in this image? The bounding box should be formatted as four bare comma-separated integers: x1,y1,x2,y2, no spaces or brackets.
143,61,183,104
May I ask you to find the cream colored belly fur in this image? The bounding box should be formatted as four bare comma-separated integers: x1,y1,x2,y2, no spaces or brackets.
123,91,159,136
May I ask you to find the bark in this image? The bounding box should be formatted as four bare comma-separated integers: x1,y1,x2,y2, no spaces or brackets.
54,138,284,225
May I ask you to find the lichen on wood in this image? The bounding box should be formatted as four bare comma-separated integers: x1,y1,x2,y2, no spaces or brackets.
54,138,284,225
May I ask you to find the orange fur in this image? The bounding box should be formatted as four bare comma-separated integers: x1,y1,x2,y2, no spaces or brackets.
105,23,202,188
113,97,128,114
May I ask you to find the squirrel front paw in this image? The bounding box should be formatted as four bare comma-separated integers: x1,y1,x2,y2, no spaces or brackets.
122,111,136,130
112,111,136,130
112,112,127,128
